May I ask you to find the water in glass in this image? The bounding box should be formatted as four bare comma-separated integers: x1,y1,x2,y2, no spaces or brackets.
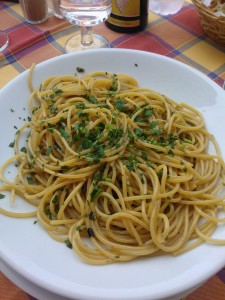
149,0,185,15
60,0,112,27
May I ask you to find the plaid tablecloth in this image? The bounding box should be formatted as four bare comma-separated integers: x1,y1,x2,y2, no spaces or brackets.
0,0,225,299
1,0,225,88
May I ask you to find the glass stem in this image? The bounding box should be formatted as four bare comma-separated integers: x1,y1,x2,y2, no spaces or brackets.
80,26,94,48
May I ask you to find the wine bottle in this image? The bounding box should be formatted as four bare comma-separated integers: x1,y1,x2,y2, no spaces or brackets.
105,0,149,33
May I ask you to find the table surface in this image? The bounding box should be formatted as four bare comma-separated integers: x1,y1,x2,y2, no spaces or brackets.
0,0,225,299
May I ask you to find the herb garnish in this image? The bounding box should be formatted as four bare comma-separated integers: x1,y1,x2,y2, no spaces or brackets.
9,141,15,148
90,184,102,201
76,67,85,73
115,98,128,112
64,239,73,249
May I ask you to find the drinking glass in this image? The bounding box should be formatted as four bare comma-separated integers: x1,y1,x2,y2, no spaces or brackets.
149,0,185,15
0,30,9,52
59,0,112,53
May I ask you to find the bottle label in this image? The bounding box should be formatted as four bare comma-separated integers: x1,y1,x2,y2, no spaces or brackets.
108,0,141,28
112,0,140,17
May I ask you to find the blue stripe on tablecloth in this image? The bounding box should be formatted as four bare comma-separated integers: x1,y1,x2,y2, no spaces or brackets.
5,23,26,33
217,268,225,284
143,30,175,51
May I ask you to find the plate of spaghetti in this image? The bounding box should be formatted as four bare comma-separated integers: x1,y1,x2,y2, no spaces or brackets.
0,49,225,300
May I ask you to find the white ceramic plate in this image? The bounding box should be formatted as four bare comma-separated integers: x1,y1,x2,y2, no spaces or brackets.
0,49,225,300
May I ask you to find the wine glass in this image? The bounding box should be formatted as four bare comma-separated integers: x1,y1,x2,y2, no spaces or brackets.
59,0,112,53
0,30,9,52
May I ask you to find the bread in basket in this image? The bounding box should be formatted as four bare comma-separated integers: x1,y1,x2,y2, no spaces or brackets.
192,0,225,46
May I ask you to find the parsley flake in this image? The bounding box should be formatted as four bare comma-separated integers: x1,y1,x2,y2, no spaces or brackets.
64,239,73,249
76,67,85,73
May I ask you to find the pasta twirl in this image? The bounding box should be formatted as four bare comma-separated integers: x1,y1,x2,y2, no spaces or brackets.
1,69,225,265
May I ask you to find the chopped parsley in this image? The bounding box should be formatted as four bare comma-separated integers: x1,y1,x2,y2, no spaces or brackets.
9,141,15,148
90,184,102,201
115,98,128,112
75,226,82,231
46,146,52,156
76,67,85,73
52,88,63,95
86,95,98,104
64,239,73,249
20,147,27,153
27,177,34,184
59,128,70,140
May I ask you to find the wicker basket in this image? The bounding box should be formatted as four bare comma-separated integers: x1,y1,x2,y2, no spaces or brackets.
192,0,225,47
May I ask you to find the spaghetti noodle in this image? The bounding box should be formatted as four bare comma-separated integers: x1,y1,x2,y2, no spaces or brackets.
1,68,225,264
